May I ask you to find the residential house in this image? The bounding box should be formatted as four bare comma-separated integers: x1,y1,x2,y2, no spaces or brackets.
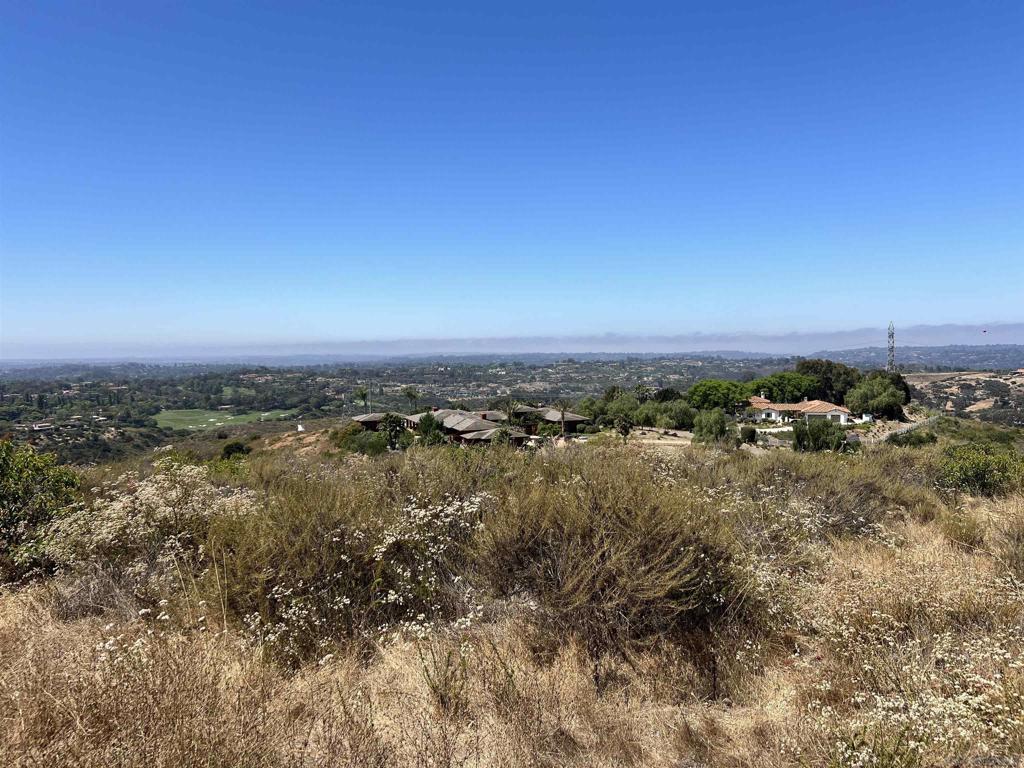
351,412,408,431
748,397,852,425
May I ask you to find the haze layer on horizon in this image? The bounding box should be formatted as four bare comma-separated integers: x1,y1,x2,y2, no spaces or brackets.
2,3,1023,354
3,323,1021,363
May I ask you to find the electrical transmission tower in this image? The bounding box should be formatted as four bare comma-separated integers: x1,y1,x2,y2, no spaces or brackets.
887,321,896,373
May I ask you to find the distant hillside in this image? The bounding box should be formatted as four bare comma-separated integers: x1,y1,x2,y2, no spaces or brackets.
816,344,1024,371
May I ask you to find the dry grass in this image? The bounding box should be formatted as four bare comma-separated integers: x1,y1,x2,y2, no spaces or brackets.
2,443,1024,766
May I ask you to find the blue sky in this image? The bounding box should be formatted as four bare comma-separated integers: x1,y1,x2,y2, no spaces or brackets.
2,2,1022,357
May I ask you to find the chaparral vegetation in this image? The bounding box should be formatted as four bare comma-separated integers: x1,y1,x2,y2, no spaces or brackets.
2,420,1024,767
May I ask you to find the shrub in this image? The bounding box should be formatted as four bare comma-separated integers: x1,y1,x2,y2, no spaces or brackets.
473,447,763,655
739,425,757,444
938,507,986,549
693,409,728,443
209,482,489,664
940,444,1024,496
331,423,389,456
793,419,848,452
613,414,633,442
887,429,937,448
329,421,363,446
0,441,78,583
221,440,251,460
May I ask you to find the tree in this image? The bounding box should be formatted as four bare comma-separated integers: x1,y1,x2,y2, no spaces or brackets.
864,370,912,403
493,397,520,426
0,441,78,583
693,409,729,443
575,396,605,423
845,376,906,419
747,372,819,403
607,393,640,423
653,387,684,403
686,380,749,412
633,384,653,404
352,386,369,411
613,414,634,444
378,413,407,450
602,385,624,403
553,398,574,436
795,359,863,403
492,427,515,446
402,386,420,414
417,412,447,445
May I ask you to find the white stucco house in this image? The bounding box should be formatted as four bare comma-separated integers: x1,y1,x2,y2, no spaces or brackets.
748,395,852,425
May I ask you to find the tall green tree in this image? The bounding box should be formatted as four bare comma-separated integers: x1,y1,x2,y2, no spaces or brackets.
748,372,820,403
794,359,863,403
553,398,575,436
686,380,749,412
844,376,906,419
402,386,420,414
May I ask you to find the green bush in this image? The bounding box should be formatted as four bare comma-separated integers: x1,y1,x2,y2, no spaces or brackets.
939,444,1024,496
694,409,729,443
331,422,389,456
0,441,78,583
793,420,848,452
221,440,252,460
887,429,937,448
740,425,757,444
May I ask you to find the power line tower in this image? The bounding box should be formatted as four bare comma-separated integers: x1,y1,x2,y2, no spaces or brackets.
887,321,896,373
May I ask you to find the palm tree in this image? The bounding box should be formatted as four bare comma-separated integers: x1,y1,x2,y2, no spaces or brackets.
553,397,575,437
500,397,519,426
353,386,369,412
402,386,420,414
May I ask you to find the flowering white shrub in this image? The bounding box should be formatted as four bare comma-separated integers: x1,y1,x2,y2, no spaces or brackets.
47,460,255,594
241,492,492,664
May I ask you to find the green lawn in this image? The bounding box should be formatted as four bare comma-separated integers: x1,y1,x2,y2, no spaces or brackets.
221,386,257,398
155,408,296,430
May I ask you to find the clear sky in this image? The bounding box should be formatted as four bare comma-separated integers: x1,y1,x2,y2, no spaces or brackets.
2,2,1022,357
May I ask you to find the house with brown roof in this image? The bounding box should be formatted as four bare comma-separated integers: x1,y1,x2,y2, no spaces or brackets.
351,412,408,431
406,404,589,442
748,397,852,425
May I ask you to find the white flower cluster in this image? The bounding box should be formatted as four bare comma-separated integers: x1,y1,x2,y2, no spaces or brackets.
243,492,493,663
48,460,256,594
